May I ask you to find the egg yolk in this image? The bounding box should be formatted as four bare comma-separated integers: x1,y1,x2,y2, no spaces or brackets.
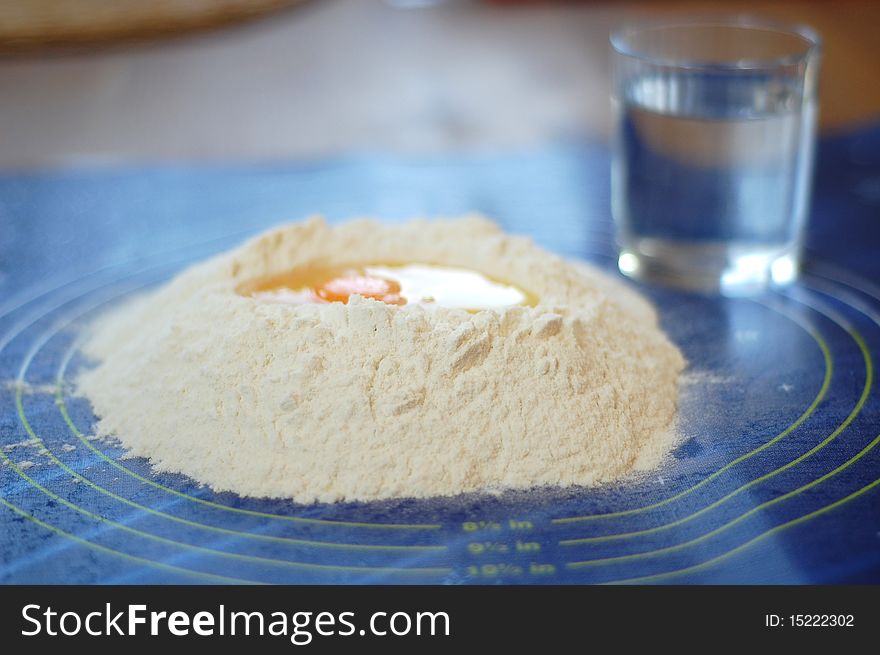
315,273,405,305
239,263,535,311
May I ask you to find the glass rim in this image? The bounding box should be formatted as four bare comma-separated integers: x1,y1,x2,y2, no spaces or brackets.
610,15,822,71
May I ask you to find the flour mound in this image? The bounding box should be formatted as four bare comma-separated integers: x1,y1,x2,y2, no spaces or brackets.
77,216,684,503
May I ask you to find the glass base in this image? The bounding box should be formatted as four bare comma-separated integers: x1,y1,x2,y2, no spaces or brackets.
617,239,800,296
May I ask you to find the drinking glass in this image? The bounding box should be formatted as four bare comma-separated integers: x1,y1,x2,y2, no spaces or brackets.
611,17,821,294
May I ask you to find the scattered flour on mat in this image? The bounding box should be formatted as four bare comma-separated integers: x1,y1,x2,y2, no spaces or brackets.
2,380,60,396
3,438,40,452
680,370,735,386
76,216,685,503
2,438,49,460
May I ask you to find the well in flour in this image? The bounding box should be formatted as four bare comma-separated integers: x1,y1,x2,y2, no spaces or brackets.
77,216,685,503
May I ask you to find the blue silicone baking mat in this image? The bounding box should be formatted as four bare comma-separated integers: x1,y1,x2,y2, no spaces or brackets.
2,126,879,584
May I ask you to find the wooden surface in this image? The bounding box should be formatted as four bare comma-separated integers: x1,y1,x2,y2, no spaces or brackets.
0,0,307,51
0,0,877,170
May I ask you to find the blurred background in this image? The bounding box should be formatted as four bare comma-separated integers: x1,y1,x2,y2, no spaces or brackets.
2,0,879,171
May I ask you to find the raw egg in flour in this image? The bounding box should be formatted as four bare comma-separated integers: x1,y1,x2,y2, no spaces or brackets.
239,263,536,311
